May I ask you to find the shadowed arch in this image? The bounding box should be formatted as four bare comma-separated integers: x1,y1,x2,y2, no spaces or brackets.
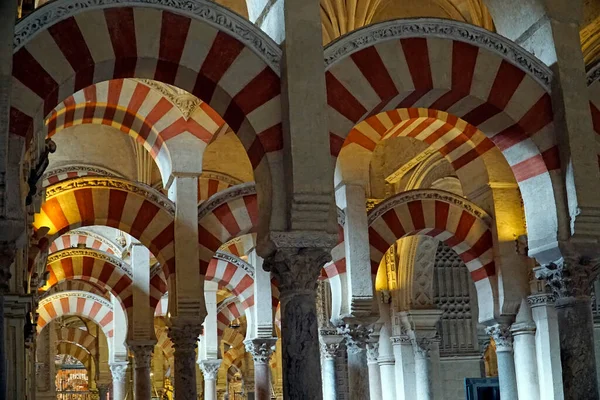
367,189,497,321
57,341,92,367
58,327,98,358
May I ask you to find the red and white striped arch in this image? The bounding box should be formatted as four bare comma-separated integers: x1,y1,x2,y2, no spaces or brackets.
46,79,225,183
58,327,98,358
325,20,561,263
43,165,123,188
219,233,257,258
41,249,133,308
45,280,108,299
155,326,175,364
368,189,496,313
198,172,244,203
197,184,259,276
49,230,122,256
217,298,247,336
206,257,254,309
57,342,92,367
34,177,175,274
154,295,169,317
37,291,114,338
12,2,284,234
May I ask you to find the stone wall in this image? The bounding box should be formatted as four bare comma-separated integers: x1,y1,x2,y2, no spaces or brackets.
440,356,483,400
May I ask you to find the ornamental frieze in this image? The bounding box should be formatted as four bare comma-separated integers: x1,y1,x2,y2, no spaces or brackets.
38,290,113,309
44,177,175,215
367,189,491,226
59,229,123,256
214,250,254,278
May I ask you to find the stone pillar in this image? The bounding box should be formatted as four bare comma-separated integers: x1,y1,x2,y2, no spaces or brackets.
536,258,598,400
36,322,57,400
342,326,370,400
511,319,540,400
412,339,440,400
319,338,342,400
391,336,416,400
168,321,202,400
98,384,109,400
130,343,154,400
377,308,396,400
528,292,564,400
245,338,277,400
4,294,32,400
199,360,221,400
366,343,382,400
486,324,518,400
109,362,128,400
263,248,332,400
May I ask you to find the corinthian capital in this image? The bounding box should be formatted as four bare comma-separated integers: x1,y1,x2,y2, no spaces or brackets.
263,248,332,296
244,338,277,364
167,319,202,354
535,253,600,299
485,324,513,352
199,359,222,380
109,362,129,383
129,342,156,369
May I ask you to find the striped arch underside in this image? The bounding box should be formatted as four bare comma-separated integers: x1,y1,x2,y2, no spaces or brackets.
49,230,123,256
58,327,98,357
11,4,283,179
57,341,92,367
42,248,134,308
37,290,114,338
368,190,495,284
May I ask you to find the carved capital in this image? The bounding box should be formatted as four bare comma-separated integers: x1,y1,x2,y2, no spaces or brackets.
129,343,155,369
486,324,513,352
0,241,16,293
264,248,332,297
199,359,222,380
338,325,372,354
535,254,600,299
412,337,437,359
109,362,129,383
319,341,341,360
390,335,411,345
244,338,277,364
366,343,379,363
167,319,201,354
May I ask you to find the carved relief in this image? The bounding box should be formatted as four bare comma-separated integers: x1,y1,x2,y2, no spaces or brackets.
535,254,600,299
411,237,437,307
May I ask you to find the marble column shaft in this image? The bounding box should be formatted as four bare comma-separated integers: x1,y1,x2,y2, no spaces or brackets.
109,363,128,400
264,248,331,400
200,360,221,400
486,324,518,400
511,322,540,400
413,340,435,400
391,336,416,400
320,342,340,400
528,293,564,400
367,344,383,400
343,328,370,400
168,321,202,400
130,344,154,400
245,338,277,400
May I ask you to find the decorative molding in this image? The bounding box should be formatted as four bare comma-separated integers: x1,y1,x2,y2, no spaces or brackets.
136,79,202,119
368,189,491,226
216,296,239,315
47,248,132,278
39,290,113,309
201,171,244,187
42,164,123,187
390,335,411,345
268,230,339,250
197,182,256,221
44,177,175,215
214,251,254,278
14,0,282,72
366,343,379,363
336,207,345,227
527,292,556,307
263,248,332,295
324,18,552,88
57,229,123,257
319,341,341,360
485,324,513,352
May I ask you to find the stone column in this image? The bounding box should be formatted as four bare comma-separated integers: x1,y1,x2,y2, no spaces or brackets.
109,362,128,400
168,320,202,400
536,258,598,400
130,343,154,400
528,292,564,400
390,336,416,400
199,360,221,400
412,339,439,400
486,324,518,400
98,384,109,400
511,320,540,400
366,343,382,400
319,338,342,400
263,247,332,400
245,338,277,400
342,326,370,400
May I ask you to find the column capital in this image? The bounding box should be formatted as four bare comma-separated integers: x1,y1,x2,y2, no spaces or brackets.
109,362,129,383
167,318,202,353
199,359,222,380
390,334,411,346
263,247,332,297
535,253,600,300
412,336,439,359
129,342,156,369
319,341,341,360
338,324,372,354
485,324,513,352
244,338,277,364
366,342,379,364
